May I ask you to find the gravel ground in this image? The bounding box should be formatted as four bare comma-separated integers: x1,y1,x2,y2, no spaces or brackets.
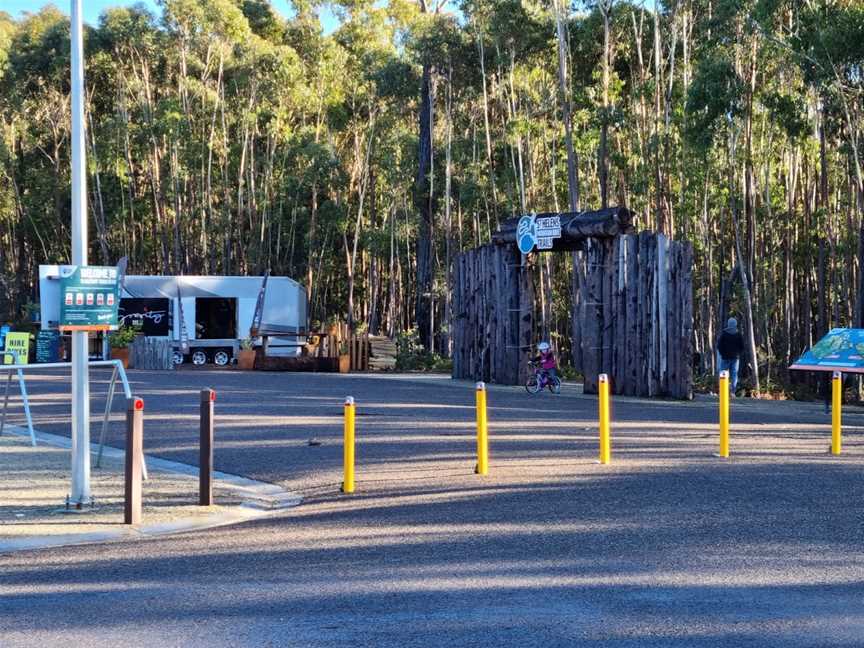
0,370,862,647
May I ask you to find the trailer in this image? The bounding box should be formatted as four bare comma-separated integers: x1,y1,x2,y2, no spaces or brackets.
39,268,307,366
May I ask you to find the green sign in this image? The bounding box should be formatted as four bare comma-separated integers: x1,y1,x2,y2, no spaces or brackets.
59,265,120,330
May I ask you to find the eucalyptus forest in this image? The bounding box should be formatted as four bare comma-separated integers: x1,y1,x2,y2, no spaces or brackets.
1,0,863,391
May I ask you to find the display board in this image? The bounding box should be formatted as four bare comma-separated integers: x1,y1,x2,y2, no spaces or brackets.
790,328,864,374
119,298,171,336
59,265,120,331
35,330,61,363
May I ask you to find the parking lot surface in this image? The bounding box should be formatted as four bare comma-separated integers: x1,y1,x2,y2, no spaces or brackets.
1,370,863,646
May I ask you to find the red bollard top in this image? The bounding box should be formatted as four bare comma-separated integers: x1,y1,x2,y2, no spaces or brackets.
133,398,144,411
201,388,216,403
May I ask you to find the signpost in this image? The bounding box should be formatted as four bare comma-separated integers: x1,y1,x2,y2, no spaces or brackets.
70,0,90,506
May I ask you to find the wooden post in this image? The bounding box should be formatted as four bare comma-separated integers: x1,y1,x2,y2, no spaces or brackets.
124,397,144,525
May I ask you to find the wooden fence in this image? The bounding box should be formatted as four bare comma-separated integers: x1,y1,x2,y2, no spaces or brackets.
130,337,174,370
452,243,534,384
579,233,693,398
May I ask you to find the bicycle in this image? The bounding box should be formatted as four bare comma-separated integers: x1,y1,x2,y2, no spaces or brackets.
525,361,561,395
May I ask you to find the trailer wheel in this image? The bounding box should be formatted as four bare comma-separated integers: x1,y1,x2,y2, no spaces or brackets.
213,350,231,367
191,350,208,366
172,351,185,366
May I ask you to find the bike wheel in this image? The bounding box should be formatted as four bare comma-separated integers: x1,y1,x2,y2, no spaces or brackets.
525,376,542,395
548,376,562,394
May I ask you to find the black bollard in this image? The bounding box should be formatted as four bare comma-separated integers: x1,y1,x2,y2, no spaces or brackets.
199,389,215,505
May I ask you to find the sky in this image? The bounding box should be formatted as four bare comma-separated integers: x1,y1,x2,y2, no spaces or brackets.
4,0,341,32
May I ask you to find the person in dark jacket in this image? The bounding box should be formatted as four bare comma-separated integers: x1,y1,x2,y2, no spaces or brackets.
717,317,745,394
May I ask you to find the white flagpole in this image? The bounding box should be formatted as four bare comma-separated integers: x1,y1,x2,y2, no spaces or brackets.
70,0,91,506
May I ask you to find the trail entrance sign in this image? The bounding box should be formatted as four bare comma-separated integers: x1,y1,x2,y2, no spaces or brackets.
535,216,561,250
790,328,864,374
58,265,120,331
516,214,562,253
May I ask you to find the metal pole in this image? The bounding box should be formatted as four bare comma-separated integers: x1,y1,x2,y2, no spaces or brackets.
0,372,12,438
70,0,91,505
832,370,842,455
199,389,215,505
341,396,355,494
96,365,118,468
719,370,730,458
474,382,489,475
124,397,143,524
598,373,611,464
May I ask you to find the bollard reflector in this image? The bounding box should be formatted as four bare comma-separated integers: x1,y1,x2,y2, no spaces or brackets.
134,398,144,411
210,390,216,402
475,381,485,391
345,396,355,406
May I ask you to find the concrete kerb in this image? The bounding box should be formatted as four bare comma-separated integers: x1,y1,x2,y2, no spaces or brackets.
1,424,302,554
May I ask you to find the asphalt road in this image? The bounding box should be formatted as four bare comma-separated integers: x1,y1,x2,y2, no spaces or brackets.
1,370,863,647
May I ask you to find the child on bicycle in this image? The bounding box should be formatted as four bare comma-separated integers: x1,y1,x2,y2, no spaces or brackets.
534,342,557,380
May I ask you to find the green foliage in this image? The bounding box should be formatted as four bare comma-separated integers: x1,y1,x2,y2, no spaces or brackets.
0,0,862,394
684,56,743,152
109,328,138,349
395,328,448,372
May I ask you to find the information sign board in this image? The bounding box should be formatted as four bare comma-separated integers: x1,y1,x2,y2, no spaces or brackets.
36,330,61,363
790,328,864,374
58,265,120,331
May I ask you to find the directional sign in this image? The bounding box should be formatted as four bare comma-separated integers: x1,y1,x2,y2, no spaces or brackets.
59,265,120,331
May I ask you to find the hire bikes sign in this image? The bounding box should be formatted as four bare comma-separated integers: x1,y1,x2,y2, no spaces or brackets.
516,214,562,254
59,265,121,331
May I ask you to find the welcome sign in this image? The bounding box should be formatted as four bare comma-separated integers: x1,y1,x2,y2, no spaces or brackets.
59,265,121,331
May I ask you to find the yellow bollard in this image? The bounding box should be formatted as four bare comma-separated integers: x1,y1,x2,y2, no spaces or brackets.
832,371,842,455
342,396,355,493
475,382,489,475
719,370,730,458
598,374,611,464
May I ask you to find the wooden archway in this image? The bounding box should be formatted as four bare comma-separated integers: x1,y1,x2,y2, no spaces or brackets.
452,208,694,399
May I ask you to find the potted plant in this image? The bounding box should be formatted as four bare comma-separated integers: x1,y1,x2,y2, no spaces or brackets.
338,341,351,373
109,328,137,369
237,337,256,370
325,315,340,337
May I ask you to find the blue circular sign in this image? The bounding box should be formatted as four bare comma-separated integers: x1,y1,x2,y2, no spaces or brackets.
516,215,536,254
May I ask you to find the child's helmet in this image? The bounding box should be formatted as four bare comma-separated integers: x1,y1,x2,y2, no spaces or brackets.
537,341,550,352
